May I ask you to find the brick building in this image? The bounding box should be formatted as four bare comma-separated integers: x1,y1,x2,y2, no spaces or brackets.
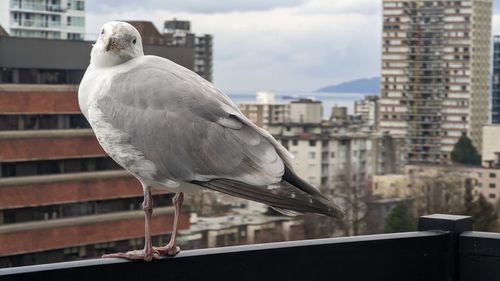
0,34,194,266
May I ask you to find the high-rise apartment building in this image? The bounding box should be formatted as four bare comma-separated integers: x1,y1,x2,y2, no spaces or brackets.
492,35,500,124
380,0,492,163
163,19,213,82
0,0,85,40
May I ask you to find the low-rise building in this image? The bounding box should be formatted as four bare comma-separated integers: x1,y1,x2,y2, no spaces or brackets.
372,165,478,216
238,91,290,128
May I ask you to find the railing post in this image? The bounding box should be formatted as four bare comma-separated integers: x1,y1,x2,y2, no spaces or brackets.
418,214,472,281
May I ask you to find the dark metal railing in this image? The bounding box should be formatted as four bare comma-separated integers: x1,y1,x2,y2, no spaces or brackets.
0,214,498,281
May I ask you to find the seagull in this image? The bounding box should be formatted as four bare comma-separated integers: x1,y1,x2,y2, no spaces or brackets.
78,21,344,261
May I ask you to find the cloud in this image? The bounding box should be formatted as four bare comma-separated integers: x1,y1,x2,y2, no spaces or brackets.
86,0,307,14
86,0,499,92
86,0,381,91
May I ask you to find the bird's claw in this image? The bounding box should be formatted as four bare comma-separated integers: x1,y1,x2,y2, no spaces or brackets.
153,244,180,256
102,249,159,261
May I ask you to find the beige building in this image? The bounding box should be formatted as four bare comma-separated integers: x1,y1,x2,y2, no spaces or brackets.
380,0,492,163
482,125,500,166
467,167,500,203
330,106,348,123
268,123,405,190
238,92,290,128
372,164,477,215
289,99,322,124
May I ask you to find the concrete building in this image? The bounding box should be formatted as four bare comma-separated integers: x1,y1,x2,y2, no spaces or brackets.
371,164,476,215
289,99,323,124
267,120,405,190
238,91,290,128
330,106,348,123
0,0,85,40
354,95,379,128
380,0,492,163
492,35,500,123
481,125,500,166
163,18,213,82
0,36,195,267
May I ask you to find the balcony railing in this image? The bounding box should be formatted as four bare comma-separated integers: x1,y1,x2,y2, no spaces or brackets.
11,1,66,13
0,214,498,281
10,20,62,29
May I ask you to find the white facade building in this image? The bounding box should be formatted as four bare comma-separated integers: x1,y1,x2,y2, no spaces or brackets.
0,0,85,40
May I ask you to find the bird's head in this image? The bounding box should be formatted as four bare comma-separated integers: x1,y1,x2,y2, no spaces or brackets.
90,21,144,68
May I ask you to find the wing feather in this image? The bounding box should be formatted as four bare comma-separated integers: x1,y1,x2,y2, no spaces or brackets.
94,56,285,186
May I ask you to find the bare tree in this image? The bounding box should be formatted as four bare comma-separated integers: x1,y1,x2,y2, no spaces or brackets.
325,164,370,236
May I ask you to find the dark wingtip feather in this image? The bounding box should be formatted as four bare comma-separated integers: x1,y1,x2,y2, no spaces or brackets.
193,179,345,219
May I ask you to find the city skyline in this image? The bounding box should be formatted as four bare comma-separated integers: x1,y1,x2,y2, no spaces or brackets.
84,0,500,92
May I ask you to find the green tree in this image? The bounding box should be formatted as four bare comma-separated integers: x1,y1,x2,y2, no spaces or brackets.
450,135,481,166
384,202,416,233
467,194,498,231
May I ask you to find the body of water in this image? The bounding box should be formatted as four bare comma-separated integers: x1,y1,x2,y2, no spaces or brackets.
227,90,376,118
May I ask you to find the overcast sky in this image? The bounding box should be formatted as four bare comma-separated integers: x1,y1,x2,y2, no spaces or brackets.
86,0,500,92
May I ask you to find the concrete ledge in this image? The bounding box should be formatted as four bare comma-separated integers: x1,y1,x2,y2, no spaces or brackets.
0,129,95,139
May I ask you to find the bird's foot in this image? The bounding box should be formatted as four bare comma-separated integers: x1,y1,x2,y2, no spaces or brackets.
153,244,180,256
102,249,159,261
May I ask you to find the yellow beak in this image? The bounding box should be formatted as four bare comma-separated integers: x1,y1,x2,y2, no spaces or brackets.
105,37,121,52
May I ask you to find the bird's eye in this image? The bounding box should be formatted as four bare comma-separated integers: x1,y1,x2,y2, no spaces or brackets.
100,29,104,35
132,38,137,44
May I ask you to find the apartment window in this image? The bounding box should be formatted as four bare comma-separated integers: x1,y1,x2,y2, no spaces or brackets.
490,173,496,178
67,16,85,27
490,194,496,199
309,152,316,159
77,0,85,10
331,152,335,158
292,140,298,146
490,183,496,189
0,157,121,177
309,140,316,147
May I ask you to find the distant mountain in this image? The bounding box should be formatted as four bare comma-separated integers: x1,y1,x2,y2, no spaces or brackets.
315,77,380,94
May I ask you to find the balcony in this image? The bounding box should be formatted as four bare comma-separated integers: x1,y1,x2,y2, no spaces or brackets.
0,214,498,281
10,1,66,13
10,20,62,31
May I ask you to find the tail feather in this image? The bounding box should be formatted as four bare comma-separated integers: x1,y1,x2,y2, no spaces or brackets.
192,178,345,219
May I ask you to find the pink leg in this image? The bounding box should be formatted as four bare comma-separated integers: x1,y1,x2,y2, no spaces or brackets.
154,192,184,256
102,186,158,261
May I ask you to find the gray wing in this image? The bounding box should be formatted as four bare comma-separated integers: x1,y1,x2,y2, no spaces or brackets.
94,56,344,218
95,55,291,186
